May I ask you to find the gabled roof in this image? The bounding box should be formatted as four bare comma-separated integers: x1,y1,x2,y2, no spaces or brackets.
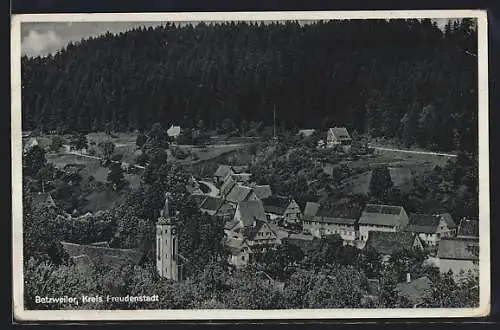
365,231,418,255
252,184,273,200
231,165,248,174
226,237,249,255
457,218,479,238
395,277,432,306
31,192,56,208
297,129,316,137
404,213,456,234
243,220,276,240
192,194,207,207
60,242,143,267
200,196,224,213
214,165,234,178
224,219,240,231
262,196,292,215
304,202,321,218
237,200,267,227
329,127,351,140
311,216,356,226
437,238,479,261
220,175,237,196
359,204,406,227
226,184,253,204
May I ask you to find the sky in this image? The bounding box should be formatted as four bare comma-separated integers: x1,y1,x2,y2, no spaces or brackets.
20,18,454,58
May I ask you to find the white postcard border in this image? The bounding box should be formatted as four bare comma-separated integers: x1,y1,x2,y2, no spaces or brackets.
11,9,490,321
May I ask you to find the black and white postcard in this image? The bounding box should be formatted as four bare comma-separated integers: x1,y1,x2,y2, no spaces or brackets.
11,10,490,321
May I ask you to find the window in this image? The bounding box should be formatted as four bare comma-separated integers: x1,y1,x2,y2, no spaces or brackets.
157,238,161,260
172,237,176,260
241,255,245,261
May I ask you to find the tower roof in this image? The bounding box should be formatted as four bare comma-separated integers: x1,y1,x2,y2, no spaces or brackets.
157,217,173,225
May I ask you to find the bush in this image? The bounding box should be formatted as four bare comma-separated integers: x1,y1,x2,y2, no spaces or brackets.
111,154,123,161
171,146,189,160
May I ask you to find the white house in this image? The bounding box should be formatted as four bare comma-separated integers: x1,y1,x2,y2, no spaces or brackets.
326,127,352,148
437,238,479,278
403,213,457,247
358,204,410,242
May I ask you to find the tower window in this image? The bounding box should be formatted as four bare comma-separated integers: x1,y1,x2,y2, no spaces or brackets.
172,237,176,260
157,238,161,260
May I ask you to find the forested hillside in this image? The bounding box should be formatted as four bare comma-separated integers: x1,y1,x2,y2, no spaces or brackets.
22,18,477,152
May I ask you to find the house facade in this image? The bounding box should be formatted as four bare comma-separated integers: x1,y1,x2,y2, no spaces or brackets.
404,213,456,247
326,127,352,148
262,196,302,225
437,238,479,278
364,231,424,261
302,216,357,244
358,204,410,242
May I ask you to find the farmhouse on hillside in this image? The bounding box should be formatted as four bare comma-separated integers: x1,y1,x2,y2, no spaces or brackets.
358,204,410,242
364,231,423,261
403,213,457,247
214,165,234,184
261,196,302,225
326,127,352,148
437,238,479,278
225,184,259,205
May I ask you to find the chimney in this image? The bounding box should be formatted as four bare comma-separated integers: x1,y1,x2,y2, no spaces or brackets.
406,272,411,283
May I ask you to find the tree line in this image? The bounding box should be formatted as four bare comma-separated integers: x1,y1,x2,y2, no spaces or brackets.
22,18,478,152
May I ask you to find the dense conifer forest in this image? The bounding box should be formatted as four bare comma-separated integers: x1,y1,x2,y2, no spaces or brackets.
21,18,478,152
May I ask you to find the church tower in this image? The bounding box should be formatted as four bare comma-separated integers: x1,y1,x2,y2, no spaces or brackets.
156,192,179,281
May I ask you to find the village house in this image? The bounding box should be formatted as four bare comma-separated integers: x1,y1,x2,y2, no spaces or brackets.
219,174,237,197
60,241,144,269
302,214,357,245
224,200,280,267
167,125,181,141
358,204,410,242
395,275,433,308
403,213,457,247
214,165,234,184
225,184,259,205
199,196,224,216
437,238,479,278
23,136,53,154
364,231,423,262
261,196,302,225
250,183,273,200
456,218,479,240
31,192,57,210
297,129,316,138
326,127,352,148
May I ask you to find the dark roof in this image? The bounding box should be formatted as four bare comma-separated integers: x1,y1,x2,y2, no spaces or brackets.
60,242,143,267
365,231,418,255
243,220,276,240
253,185,273,200
226,184,253,204
311,216,356,226
224,219,240,231
395,277,432,305
404,213,457,234
329,127,351,140
192,194,207,207
200,196,223,212
31,192,56,208
220,175,237,196
359,204,406,226
237,200,267,227
262,196,292,215
437,238,479,261
457,218,479,238
231,165,248,174
304,202,321,218
214,165,234,178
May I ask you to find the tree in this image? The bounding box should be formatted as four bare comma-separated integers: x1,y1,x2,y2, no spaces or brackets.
98,140,115,161
136,132,147,148
24,145,46,176
37,164,57,193
69,134,88,151
107,162,125,190
369,166,394,201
